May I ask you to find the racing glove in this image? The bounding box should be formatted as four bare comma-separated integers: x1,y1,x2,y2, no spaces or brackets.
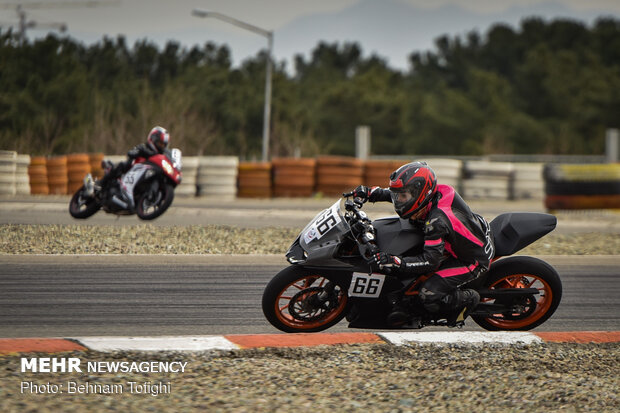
371,252,402,269
352,185,382,202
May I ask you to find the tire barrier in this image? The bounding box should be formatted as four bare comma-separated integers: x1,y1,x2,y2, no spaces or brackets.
197,156,239,199
238,162,272,198
28,156,49,195
513,163,544,200
15,154,31,195
176,156,198,197
421,158,463,191
47,156,68,195
463,160,513,200
316,156,364,196
11,153,602,204
67,153,91,195
88,153,105,180
363,160,404,187
0,150,17,195
272,158,316,197
544,163,620,210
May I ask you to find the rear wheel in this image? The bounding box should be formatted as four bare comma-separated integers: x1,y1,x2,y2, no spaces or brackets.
472,256,562,331
262,266,351,333
136,182,174,220
69,186,101,219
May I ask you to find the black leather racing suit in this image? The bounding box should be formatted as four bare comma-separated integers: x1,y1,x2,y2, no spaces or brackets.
369,184,494,313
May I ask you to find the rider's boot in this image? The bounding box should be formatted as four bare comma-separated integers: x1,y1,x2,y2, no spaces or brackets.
444,289,480,327
386,290,409,327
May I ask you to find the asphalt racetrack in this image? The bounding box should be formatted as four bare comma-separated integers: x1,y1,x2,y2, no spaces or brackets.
1,254,618,338
1,195,618,337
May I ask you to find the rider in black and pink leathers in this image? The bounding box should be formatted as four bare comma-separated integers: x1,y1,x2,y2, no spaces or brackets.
351,161,494,326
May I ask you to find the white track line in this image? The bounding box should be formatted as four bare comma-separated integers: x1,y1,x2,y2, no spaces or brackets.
378,331,543,346
75,335,239,352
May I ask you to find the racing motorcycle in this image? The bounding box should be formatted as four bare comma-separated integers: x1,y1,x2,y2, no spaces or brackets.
262,193,562,332
69,149,182,220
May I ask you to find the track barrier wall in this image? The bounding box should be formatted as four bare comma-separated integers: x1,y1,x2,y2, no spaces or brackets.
2,153,618,209
238,162,272,198
544,163,620,210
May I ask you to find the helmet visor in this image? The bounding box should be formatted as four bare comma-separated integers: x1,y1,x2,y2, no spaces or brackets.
390,189,414,210
155,139,167,152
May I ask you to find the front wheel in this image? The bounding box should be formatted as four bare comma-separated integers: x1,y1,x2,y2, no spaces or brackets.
262,266,351,333
136,182,174,220
472,256,562,331
69,186,101,219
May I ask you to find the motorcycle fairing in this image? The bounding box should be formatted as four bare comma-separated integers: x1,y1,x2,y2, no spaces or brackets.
293,200,353,267
373,216,425,256
288,200,426,269
119,163,151,208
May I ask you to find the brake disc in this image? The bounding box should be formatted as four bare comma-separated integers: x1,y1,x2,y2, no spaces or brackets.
288,287,338,322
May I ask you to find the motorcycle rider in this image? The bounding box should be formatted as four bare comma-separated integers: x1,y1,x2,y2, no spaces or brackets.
96,126,170,200
351,161,494,327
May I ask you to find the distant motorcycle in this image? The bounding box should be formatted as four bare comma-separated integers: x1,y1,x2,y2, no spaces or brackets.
69,149,182,220
262,192,562,332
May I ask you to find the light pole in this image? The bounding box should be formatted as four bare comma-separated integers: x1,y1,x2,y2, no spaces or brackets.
192,9,273,162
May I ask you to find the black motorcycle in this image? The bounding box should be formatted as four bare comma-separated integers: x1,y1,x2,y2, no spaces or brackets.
262,194,562,332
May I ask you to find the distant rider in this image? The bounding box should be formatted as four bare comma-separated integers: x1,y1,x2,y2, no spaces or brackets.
98,126,170,189
350,161,494,326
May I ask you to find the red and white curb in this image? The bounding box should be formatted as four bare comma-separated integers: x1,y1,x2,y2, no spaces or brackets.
1,331,619,354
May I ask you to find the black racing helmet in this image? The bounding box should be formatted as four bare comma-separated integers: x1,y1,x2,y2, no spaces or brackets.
388,162,437,219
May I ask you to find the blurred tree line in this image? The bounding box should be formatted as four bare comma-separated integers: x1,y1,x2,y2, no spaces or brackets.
1,17,619,158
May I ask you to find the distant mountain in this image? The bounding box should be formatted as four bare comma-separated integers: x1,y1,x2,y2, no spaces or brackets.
275,0,614,72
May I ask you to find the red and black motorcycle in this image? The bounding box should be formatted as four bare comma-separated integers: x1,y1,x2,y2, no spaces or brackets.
69,149,182,220
262,193,562,332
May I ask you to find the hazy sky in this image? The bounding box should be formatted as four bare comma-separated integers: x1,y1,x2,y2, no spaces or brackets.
2,0,619,71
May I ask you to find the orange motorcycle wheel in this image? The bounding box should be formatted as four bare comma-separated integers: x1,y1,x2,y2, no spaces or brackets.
472,256,562,331
262,266,351,333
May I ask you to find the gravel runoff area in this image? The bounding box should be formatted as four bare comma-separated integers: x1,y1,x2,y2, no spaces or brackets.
1,343,618,412
0,224,619,255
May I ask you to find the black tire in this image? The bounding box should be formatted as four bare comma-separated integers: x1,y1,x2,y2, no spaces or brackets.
262,266,352,333
136,182,175,220
472,256,562,331
69,186,101,219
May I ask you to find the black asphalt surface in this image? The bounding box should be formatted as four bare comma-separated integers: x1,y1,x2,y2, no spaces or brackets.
0,255,618,338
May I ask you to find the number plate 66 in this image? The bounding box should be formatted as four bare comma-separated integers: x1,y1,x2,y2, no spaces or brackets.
348,273,386,298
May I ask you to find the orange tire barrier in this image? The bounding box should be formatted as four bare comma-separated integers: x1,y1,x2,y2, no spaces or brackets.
46,156,68,195
316,156,364,196
89,153,105,179
238,162,272,198
272,158,316,197
28,156,49,195
364,160,404,187
67,153,91,194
